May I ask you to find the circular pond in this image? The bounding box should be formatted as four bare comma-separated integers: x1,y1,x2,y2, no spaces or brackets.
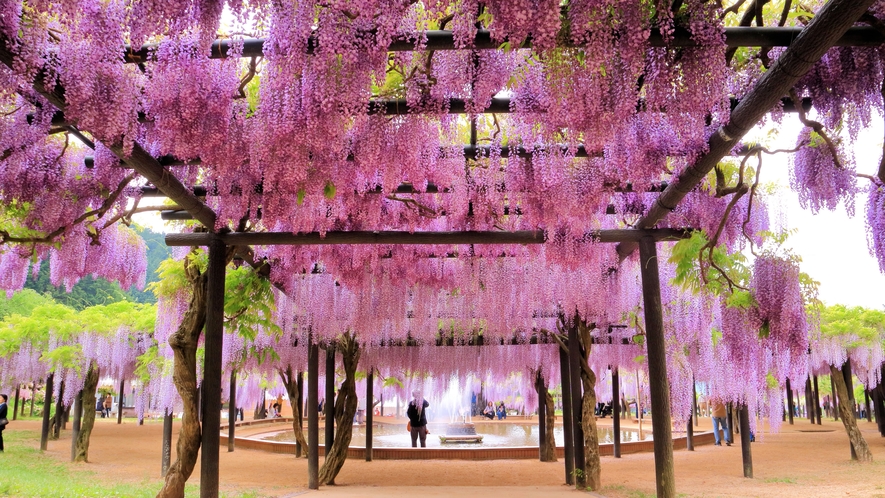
261,422,651,448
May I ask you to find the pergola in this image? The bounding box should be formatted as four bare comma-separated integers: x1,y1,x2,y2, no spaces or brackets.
0,0,880,497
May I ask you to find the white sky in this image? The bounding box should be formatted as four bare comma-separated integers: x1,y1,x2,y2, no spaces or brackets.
132,114,885,311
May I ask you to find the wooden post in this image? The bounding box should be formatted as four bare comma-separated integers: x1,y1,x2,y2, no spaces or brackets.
538,375,546,462
162,409,173,477
296,372,304,457
12,386,19,421
117,379,125,424
40,373,54,451
813,375,822,425
806,377,814,422
228,370,236,452
865,390,872,423
366,369,373,462
739,404,753,478
70,390,82,461
53,380,65,438
638,236,676,498
692,381,699,427
199,237,227,498
308,338,319,490
831,374,839,421
612,367,621,458
842,361,858,460
29,383,36,416
786,378,794,425
558,344,575,485
379,393,384,417
727,402,736,441
567,319,585,489
325,346,335,454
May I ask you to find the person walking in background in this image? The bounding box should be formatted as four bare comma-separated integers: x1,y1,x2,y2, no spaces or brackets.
711,397,732,446
104,394,113,418
407,390,430,448
0,394,8,452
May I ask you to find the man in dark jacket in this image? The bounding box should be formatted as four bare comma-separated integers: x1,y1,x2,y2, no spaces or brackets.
0,394,8,452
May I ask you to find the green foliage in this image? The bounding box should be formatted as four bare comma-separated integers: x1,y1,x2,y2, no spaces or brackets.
0,289,54,320
25,263,131,310
669,231,751,298
818,304,885,351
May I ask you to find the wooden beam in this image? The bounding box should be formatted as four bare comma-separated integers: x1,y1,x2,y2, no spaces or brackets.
0,36,219,230
617,0,878,260
121,27,884,64
165,228,690,247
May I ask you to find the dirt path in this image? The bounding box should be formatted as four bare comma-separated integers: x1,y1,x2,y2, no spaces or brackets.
12,415,885,497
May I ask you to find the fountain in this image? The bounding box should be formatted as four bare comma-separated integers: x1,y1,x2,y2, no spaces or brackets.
438,422,484,444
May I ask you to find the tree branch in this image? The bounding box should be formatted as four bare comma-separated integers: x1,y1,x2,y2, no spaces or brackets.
789,88,843,169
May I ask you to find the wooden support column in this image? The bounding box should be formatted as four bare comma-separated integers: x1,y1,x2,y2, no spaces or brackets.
842,361,858,460
12,386,19,421
832,375,839,421
865,390,872,423
558,345,575,485
296,372,304,457
118,379,125,424
739,404,753,478
806,377,814,422
162,410,173,477
70,390,82,461
325,346,336,453
692,381,698,427
727,403,736,441
29,383,35,416
228,370,237,452
567,320,585,489
366,369,374,462
308,338,320,490
40,373,54,451
199,237,227,498
638,236,676,498
538,377,547,462
786,378,795,425
613,367,621,458
53,380,65,438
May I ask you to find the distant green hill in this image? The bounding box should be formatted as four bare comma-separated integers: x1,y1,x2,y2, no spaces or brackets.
24,226,170,309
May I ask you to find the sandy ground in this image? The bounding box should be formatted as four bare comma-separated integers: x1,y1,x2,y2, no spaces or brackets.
12,414,885,497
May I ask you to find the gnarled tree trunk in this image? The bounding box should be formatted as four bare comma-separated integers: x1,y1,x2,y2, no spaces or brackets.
74,363,99,462
157,255,210,498
830,364,873,462
577,318,601,491
318,334,361,485
280,366,308,457
534,371,557,462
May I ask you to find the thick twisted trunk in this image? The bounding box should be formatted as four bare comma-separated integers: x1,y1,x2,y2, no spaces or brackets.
318,335,361,485
580,361,601,490
74,363,99,462
157,261,209,498
830,364,873,462
280,366,309,458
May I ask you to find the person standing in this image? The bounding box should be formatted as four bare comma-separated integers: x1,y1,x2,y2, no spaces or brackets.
711,397,731,446
407,390,430,448
104,394,113,418
0,394,8,452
